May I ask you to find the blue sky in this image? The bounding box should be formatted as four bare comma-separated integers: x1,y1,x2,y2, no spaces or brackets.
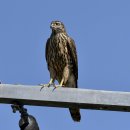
0,0,130,129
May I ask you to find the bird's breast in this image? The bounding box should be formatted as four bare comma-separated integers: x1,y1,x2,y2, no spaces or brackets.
51,34,68,59
48,34,69,73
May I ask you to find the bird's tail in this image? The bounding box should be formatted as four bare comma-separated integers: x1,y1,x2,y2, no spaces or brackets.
65,74,81,122
69,108,81,122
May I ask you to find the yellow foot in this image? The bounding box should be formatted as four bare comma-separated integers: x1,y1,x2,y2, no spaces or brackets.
53,84,64,91
40,83,56,91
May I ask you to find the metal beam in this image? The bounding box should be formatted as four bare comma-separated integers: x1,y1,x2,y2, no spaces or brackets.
0,84,130,112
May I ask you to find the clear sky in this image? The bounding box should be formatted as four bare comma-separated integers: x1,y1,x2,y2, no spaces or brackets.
0,0,130,129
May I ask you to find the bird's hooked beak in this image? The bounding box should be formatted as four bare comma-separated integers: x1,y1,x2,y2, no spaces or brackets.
50,23,55,30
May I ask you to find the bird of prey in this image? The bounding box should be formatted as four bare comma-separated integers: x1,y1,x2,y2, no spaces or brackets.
43,21,81,122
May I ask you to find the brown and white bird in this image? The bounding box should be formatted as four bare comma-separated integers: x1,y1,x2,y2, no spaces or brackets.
44,21,81,122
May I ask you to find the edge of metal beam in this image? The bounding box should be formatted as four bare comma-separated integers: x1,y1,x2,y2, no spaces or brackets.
0,84,130,112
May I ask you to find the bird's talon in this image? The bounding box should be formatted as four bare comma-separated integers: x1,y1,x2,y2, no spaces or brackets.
53,85,63,91
40,84,47,91
40,83,54,91
40,85,45,91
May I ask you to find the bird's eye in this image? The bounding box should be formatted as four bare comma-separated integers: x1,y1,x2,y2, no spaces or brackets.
55,22,60,26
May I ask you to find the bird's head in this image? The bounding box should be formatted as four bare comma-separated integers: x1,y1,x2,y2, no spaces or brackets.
50,21,66,34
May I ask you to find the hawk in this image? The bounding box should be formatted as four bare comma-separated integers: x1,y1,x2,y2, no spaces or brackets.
44,21,81,122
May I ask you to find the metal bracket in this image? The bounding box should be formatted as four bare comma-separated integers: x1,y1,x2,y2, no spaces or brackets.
11,102,39,130
11,102,29,129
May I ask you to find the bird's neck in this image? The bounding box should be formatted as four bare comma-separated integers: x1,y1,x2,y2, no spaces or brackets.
50,32,68,42
51,30,67,36
51,33,68,40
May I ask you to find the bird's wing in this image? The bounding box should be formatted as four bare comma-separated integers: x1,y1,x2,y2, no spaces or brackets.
45,38,50,62
45,38,51,71
67,37,78,80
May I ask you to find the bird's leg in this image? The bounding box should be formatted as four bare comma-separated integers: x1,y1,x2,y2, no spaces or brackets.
53,66,69,90
59,78,64,87
40,78,55,91
53,78,64,91
46,78,55,87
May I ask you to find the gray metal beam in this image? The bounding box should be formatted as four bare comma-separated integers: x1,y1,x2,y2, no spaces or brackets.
0,84,130,112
